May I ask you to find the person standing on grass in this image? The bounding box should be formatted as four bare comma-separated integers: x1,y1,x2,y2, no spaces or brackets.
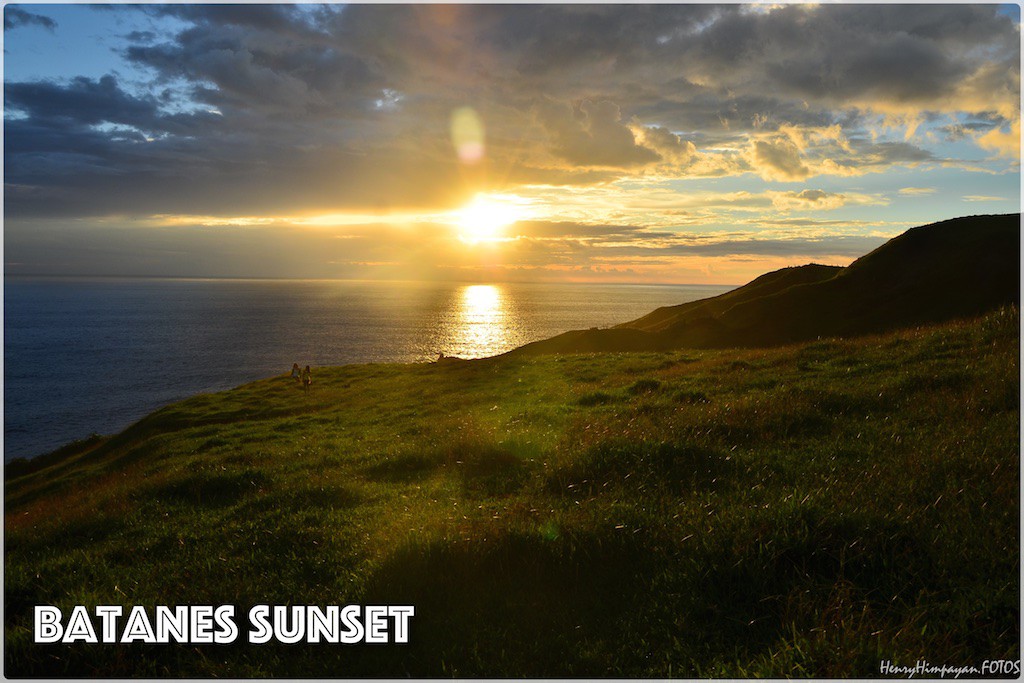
302,365,312,393
291,363,301,382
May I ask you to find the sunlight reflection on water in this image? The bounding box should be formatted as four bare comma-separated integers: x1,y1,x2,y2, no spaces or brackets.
457,284,507,357
431,284,514,358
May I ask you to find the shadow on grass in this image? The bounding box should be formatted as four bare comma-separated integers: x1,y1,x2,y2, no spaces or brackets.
546,439,736,496
576,390,616,406
334,505,953,677
362,440,531,496
150,469,268,507
354,530,653,677
361,452,439,483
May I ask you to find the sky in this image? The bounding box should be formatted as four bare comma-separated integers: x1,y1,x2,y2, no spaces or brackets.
3,3,1021,284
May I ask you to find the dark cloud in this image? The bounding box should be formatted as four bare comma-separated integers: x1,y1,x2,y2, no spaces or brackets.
535,98,659,168
858,141,937,165
792,190,829,203
765,25,964,104
677,4,1016,108
5,75,162,128
4,127,470,219
4,7,56,32
502,5,720,75
941,120,1000,141
3,3,1019,222
504,165,621,187
124,30,157,43
512,221,635,240
769,190,850,211
158,4,323,32
124,20,380,116
500,222,889,260
603,234,888,259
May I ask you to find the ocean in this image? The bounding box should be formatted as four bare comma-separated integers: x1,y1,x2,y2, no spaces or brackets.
3,277,732,461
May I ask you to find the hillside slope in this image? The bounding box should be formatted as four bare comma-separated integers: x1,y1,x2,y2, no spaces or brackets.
624,263,842,334
512,214,1019,355
4,309,1020,677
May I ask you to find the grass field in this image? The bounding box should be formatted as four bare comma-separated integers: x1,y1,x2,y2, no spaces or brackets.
4,307,1020,677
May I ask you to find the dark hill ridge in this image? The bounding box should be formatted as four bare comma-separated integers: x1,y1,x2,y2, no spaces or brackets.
511,213,1020,355
623,263,843,334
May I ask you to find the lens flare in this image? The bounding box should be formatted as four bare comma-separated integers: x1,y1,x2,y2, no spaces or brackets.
450,107,485,164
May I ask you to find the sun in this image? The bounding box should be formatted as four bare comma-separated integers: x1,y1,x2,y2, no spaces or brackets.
455,194,524,243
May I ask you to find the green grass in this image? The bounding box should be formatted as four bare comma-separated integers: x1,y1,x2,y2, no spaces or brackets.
5,308,1019,677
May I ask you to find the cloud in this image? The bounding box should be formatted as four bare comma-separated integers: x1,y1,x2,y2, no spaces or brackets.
4,7,56,31
529,225,892,260
696,5,1018,118
768,27,964,105
124,15,380,116
634,126,698,167
535,99,660,168
940,120,1000,141
654,235,887,259
3,3,1019,227
860,141,936,165
769,190,849,212
747,138,810,181
977,120,1021,159
5,75,163,129
898,187,937,196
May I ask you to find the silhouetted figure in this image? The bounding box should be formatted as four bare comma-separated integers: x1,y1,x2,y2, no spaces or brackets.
302,365,312,393
437,351,445,362
291,363,301,382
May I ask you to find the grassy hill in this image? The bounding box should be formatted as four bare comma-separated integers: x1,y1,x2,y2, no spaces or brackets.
514,214,1019,354
4,307,1019,677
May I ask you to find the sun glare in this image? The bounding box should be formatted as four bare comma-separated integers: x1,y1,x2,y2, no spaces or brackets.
455,194,525,243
